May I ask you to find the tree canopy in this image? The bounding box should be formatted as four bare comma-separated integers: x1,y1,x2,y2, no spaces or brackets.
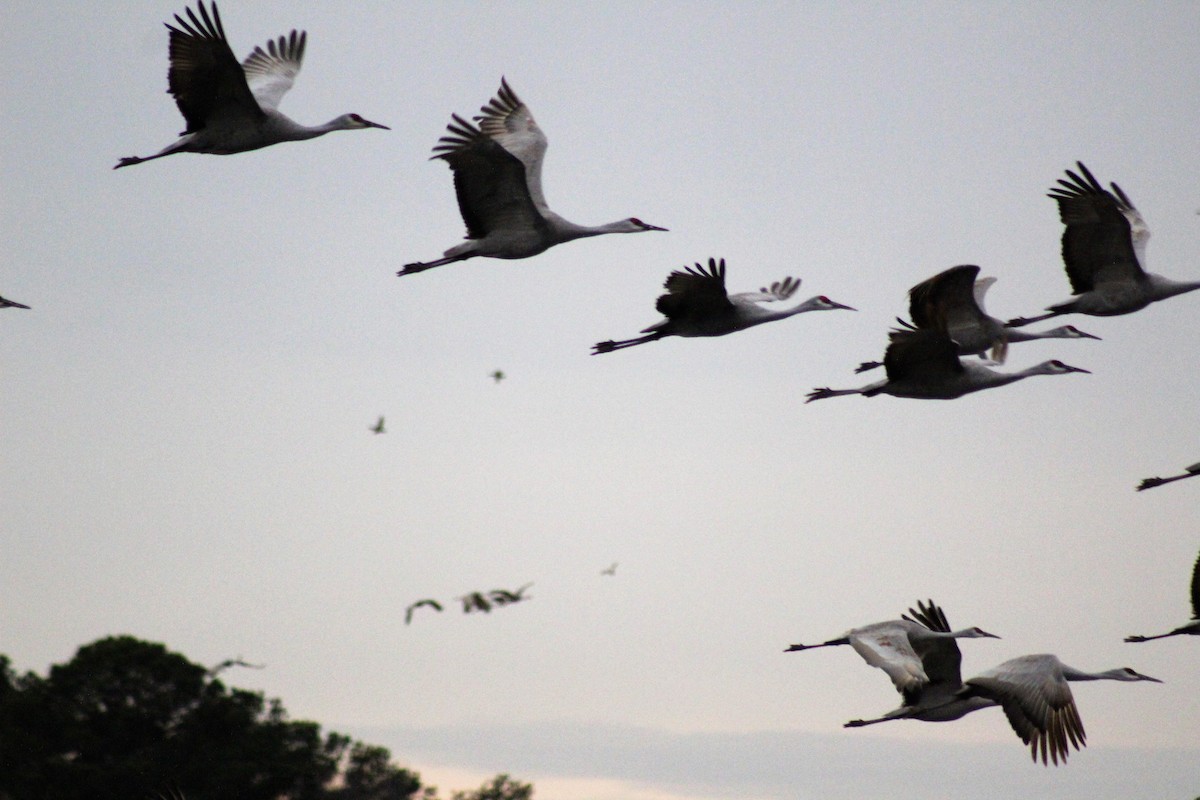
0,637,530,800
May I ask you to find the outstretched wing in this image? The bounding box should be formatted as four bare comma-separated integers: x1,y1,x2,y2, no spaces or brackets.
474,78,551,214
432,115,548,240
882,329,963,383
1190,548,1200,621
729,276,802,305
907,265,983,333
901,600,965,701
241,29,306,111
849,623,929,693
1048,162,1149,294
654,258,734,322
165,2,264,132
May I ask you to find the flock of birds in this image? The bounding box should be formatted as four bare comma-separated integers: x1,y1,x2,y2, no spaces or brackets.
0,0,1192,780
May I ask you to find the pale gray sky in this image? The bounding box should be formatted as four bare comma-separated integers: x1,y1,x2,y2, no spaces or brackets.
2,2,1199,798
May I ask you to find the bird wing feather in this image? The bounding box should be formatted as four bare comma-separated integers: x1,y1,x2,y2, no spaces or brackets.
1190,548,1200,620
907,265,983,332
474,78,551,214
1047,162,1147,294
241,29,305,111
882,329,964,383
432,115,549,240
655,258,735,321
729,276,802,305
166,2,264,132
901,600,964,691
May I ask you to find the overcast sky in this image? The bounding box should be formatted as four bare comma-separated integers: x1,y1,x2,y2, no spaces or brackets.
2,2,1199,798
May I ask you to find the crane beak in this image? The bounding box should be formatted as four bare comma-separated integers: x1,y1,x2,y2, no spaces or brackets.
830,301,856,311
642,223,668,231
361,118,390,130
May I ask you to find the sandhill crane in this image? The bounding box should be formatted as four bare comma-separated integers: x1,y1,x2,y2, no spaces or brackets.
1008,162,1200,326
854,265,1098,372
784,601,999,694
489,583,533,606
1125,548,1200,642
843,600,1000,728
0,294,30,309
206,657,265,677
404,598,443,625
398,78,666,276
459,592,493,614
952,654,1161,765
592,258,854,354
1137,461,1200,491
806,329,1089,402
369,416,385,435
601,562,618,576
490,370,506,383
114,2,388,169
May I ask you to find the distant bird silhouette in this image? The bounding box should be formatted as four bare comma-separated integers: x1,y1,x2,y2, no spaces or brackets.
1008,162,1200,326
844,600,1000,728
951,654,1161,765
854,265,1098,372
399,78,666,276
206,657,264,676
601,562,618,576
489,583,533,606
114,1,387,169
592,258,854,353
490,370,506,383
370,416,386,435
404,598,443,625
785,601,999,694
1125,549,1200,642
1137,461,1200,491
0,294,30,310
459,592,493,614
807,329,1089,402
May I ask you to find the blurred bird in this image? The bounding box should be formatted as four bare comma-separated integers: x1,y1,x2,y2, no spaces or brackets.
1125,549,1200,643
844,600,1000,728
785,601,999,695
490,370,506,383
399,78,666,276
950,654,1161,765
489,583,533,606
592,258,854,353
1137,461,1200,491
854,265,1098,372
206,657,264,676
370,416,386,435
601,562,618,576
1008,162,1200,325
0,294,30,309
404,598,443,625
459,592,493,614
807,329,1089,402
114,1,387,169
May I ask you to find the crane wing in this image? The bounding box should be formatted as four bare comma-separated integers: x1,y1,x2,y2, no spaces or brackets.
907,265,983,332
729,276,802,305
1190,549,1200,621
881,329,963,383
901,600,965,692
965,655,1085,766
849,623,928,692
166,2,264,133
241,29,306,111
474,78,551,214
432,115,549,240
654,258,734,322
1048,162,1148,294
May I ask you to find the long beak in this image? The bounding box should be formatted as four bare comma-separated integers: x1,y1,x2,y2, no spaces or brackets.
643,223,669,231
1080,331,1102,340
831,302,856,311
1068,365,1092,374
363,119,390,130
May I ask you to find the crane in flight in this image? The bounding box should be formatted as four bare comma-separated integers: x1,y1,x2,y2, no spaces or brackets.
951,654,1161,765
404,599,443,625
399,79,666,276
843,600,1000,728
1125,548,1200,643
1008,162,1200,325
369,416,386,435
1137,461,1200,491
784,600,999,695
592,258,854,353
854,265,1098,372
806,328,1089,402
114,2,387,169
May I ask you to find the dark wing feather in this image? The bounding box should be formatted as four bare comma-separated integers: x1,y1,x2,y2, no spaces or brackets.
901,600,964,704
432,115,548,240
165,2,263,133
655,258,734,321
1190,548,1200,620
1047,162,1144,294
907,265,981,332
882,329,963,383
